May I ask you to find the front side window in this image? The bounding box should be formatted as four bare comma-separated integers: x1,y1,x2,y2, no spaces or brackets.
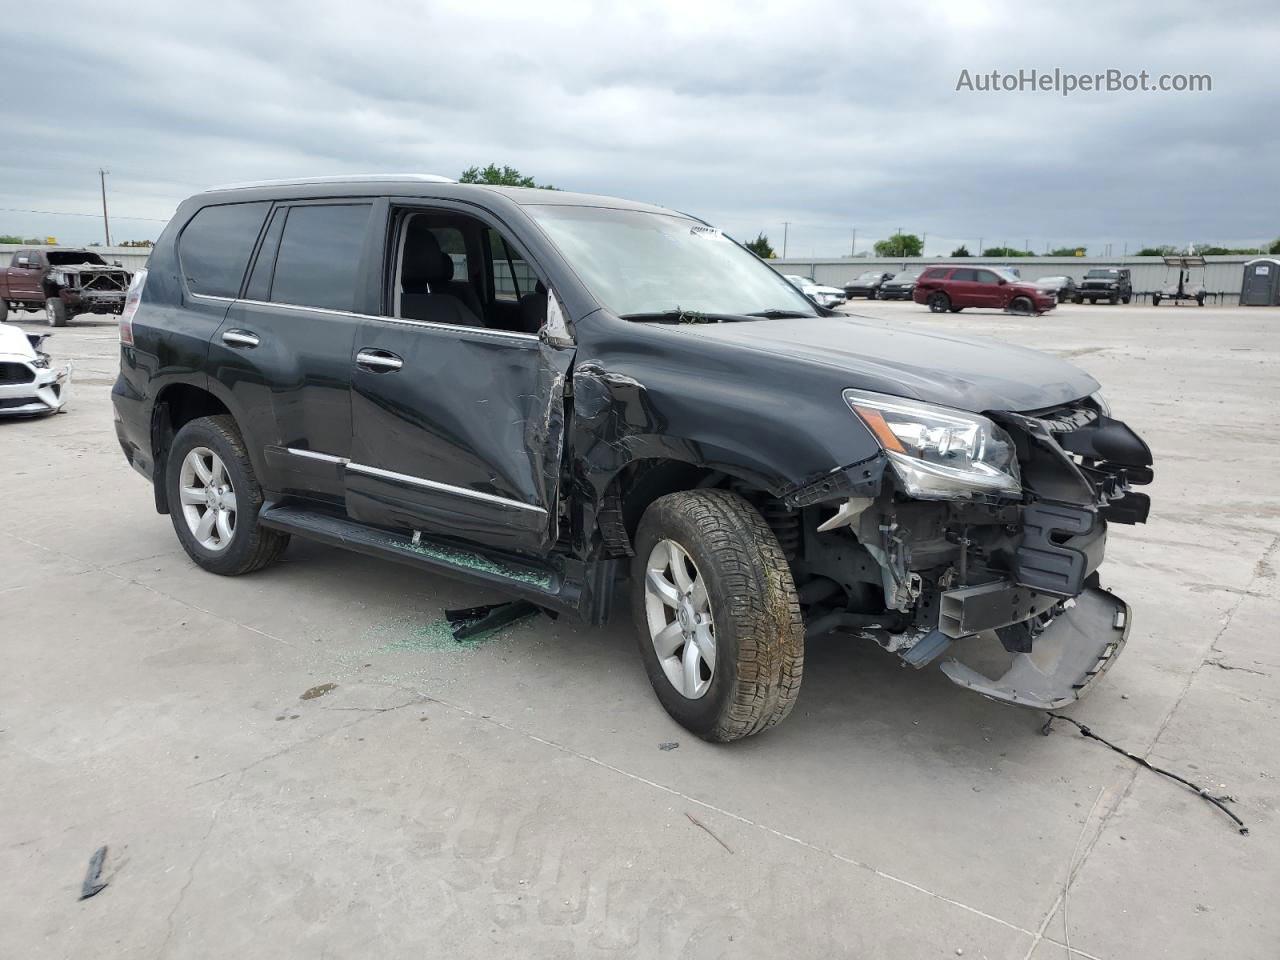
48,251,106,266
269,203,371,311
950,269,976,282
179,202,270,298
527,205,816,318
974,270,1000,284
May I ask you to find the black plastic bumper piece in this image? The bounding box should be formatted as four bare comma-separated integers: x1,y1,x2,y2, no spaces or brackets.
1013,501,1105,598
939,586,1130,709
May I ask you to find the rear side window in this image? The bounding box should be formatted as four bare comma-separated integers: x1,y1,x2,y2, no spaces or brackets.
922,268,946,279
269,204,372,312
179,202,270,298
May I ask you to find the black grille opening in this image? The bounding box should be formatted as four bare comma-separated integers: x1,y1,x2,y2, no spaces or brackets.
0,362,35,384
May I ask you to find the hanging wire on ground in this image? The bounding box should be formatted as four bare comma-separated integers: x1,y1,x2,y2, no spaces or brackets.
1043,712,1248,835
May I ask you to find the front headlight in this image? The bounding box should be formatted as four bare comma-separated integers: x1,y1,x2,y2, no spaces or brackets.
843,389,1021,500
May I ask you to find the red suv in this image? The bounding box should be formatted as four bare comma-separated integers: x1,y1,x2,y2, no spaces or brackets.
912,265,1056,314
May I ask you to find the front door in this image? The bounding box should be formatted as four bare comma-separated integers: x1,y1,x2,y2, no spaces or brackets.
972,268,1004,307
344,205,571,555
10,251,45,301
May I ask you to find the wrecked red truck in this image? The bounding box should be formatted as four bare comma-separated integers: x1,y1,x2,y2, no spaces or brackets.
112,174,1154,741
0,248,132,326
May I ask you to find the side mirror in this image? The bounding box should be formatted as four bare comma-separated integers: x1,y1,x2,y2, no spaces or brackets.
998,277,1008,285
112,260,123,267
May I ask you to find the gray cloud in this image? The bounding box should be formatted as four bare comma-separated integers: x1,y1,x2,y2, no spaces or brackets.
1,0,1274,254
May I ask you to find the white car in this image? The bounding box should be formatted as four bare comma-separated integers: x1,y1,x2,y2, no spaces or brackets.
0,323,72,416
784,274,845,309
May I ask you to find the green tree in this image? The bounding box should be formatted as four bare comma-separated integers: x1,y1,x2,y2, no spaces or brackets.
949,245,971,257
1135,245,1178,257
459,163,557,189
874,233,923,257
1270,238,1280,255
0,234,23,244
982,246,1032,258
744,232,775,258
1048,246,1086,256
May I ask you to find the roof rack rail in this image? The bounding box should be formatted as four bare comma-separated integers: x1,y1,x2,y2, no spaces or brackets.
205,173,457,192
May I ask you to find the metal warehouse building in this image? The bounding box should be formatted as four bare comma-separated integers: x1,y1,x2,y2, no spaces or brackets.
770,255,1268,302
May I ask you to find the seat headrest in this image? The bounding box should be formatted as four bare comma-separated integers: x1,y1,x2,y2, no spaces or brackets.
402,220,454,289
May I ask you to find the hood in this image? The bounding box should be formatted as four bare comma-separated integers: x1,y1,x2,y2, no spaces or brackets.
0,323,41,361
667,315,1098,412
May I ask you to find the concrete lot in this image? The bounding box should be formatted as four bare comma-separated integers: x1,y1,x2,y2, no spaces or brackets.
2,300,1278,959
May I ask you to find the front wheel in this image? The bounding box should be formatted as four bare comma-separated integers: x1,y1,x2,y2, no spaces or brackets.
166,415,290,576
46,297,67,327
1010,295,1034,315
927,291,951,313
1152,294,1162,306
867,288,878,300
1122,295,1132,304
632,490,804,742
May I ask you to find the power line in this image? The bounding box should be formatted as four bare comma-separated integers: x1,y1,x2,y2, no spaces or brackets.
0,206,169,223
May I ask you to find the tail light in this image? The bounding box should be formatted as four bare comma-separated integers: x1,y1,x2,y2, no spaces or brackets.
119,269,147,346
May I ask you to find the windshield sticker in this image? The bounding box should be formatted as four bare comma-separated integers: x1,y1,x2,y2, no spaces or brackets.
689,225,726,240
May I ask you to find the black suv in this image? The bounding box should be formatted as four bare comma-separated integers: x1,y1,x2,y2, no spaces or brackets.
113,175,1154,740
1076,268,1132,304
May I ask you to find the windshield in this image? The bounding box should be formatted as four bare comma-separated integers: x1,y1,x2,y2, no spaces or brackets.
854,271,880,282
526,205,818,318
47,251,107,266
888,270,919,282
1085,269,1118,278
991,267,1021,282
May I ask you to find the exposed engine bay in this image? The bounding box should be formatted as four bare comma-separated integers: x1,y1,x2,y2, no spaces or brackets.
47,261,132,315
757,393,1151,709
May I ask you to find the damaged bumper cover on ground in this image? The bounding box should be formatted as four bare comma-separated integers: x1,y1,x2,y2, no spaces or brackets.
792,394,1151,710
0,327,72,416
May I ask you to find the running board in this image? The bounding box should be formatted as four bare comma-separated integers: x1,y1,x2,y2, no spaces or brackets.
258,503,616,622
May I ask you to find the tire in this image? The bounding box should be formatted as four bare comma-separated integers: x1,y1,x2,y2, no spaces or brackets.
1109,293,1119,305
949,306,963,313
631,490,804,742
867,288,877,300
0,300,7,323
165,415,290,576
46,297,67,327
1152,294,1162,306
1073,295,1083,304
1010,296,1033,315
1088,298,1097,305
1196,293,1205,306
1122,295,1131,304
927,291,951,313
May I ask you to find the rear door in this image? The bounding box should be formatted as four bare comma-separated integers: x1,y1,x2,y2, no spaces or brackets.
344,201,571,554
211,200,374,501
972,268,1004,307
947,268,978,305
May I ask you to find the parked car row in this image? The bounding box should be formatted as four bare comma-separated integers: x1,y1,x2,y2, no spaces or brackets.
783,274,846,309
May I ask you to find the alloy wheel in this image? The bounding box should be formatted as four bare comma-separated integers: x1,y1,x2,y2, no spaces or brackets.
178,446,237,552
643,538,716,700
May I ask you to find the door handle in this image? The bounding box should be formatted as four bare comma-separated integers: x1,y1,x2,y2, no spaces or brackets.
222,329,260,348
356,349,403,372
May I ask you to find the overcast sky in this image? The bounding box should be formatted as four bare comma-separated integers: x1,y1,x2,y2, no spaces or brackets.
2,0,1275,256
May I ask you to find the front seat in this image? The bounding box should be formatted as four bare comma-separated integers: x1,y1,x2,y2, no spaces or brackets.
400,222,485,326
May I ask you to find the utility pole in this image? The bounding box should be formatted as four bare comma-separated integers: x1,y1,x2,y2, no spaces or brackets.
897,227,903,257
1024,239,1030,253
851,228,856,257
978,236,984,257
921,232,927,255
782,222,790,259
99,168,112,247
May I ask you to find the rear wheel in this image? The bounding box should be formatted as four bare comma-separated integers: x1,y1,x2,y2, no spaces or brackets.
632,490,804,742
867,288,878,300
46,297,67,327
927,291,951,313
1152,294,1162,306
1196,292,1205,306
166,415,290,576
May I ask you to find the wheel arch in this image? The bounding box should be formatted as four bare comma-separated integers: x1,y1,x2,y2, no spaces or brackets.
149,381,234,514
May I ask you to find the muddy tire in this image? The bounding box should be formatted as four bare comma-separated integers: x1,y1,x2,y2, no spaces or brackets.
927,291,950,313
166,415,290,576
46,297,67,327
632,490,804,742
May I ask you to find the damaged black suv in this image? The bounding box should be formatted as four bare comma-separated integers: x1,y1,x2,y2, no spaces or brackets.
112,174,1153,741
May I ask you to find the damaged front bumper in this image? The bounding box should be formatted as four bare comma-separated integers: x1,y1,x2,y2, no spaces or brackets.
939,585,1129,709
794,396,1151,710
0,361,73,416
